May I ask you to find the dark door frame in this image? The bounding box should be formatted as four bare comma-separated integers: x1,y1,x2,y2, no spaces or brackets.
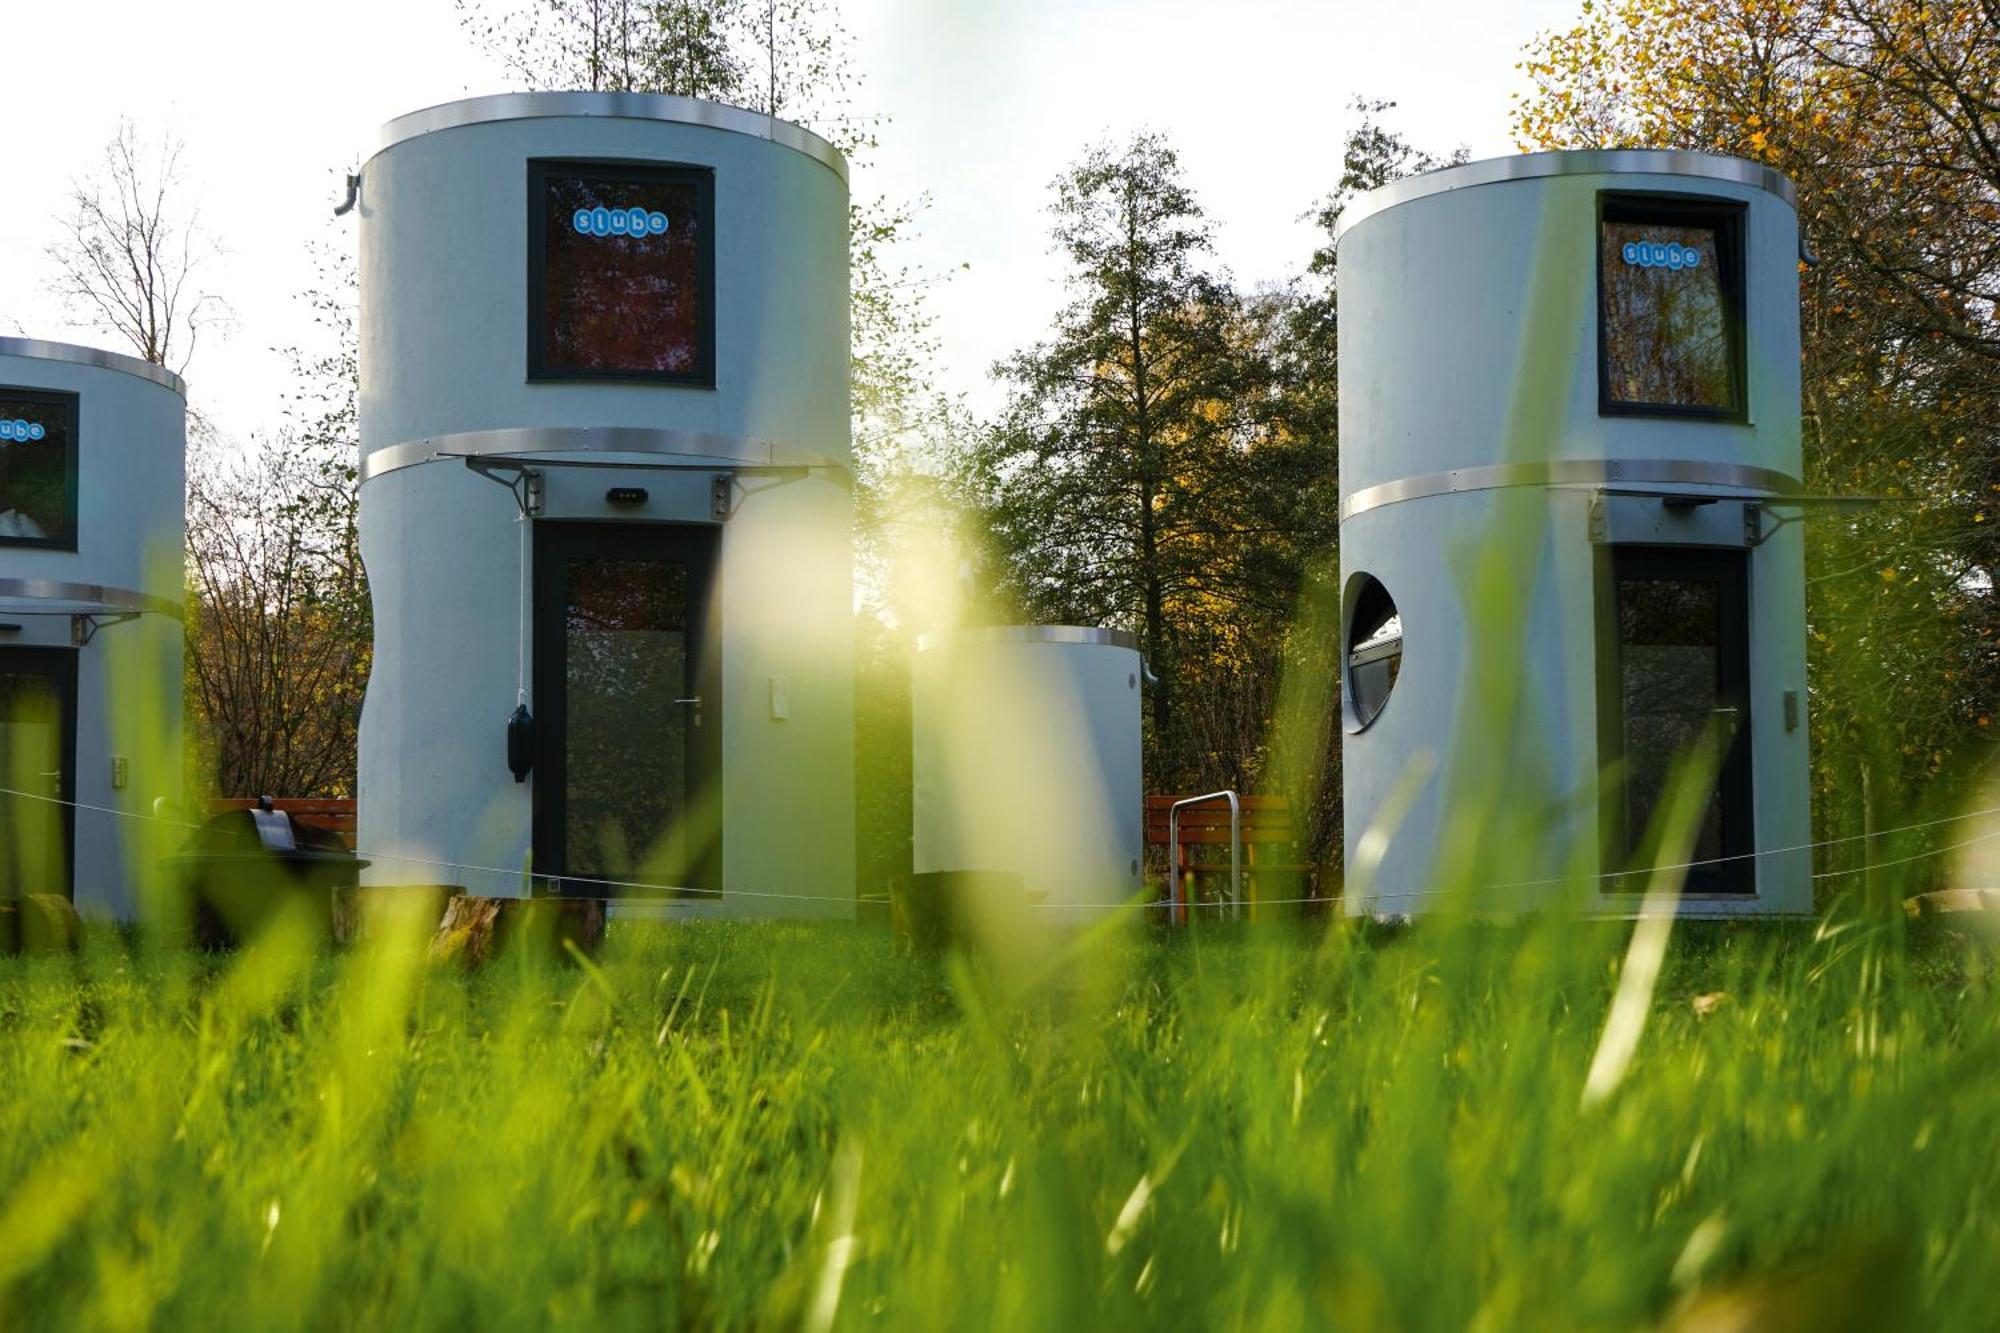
1595,544,1756,895
0,645,78,900
530,520,722,897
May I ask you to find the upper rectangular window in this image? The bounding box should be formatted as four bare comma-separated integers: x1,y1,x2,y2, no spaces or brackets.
1598,194,1746,420
0,387,79,550
528,160,716,386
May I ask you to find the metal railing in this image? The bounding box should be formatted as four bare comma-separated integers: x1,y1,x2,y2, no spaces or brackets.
1168,790,1241,925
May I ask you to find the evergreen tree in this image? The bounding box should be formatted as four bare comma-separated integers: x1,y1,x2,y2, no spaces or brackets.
976,133,1336,789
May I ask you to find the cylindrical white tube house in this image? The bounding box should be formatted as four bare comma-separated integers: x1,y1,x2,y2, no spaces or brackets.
912,627,1145,921
354,93,854,916
1336,151,1812,916
0,338,186,919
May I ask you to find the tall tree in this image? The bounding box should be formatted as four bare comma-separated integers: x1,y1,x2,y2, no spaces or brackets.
44,120,227,375
184,248,370,799
975,133,1335,790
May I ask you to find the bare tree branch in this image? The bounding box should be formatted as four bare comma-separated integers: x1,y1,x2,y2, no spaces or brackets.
43,119,228,375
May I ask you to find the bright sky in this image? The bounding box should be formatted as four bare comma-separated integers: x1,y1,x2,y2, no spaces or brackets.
0,0,1579,442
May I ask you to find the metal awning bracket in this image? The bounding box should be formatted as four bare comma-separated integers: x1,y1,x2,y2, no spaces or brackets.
1744,495,1885,548
72,611,141,646
462,456,545,517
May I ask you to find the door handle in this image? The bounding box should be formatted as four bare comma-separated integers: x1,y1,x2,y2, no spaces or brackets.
675,696,703,727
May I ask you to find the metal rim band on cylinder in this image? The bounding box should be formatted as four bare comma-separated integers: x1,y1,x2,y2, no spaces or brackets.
1334,149,1797,241
358,425,853,485
371,92,849,184
1339,459,1805,522
0,579,184,619
0,337,188,397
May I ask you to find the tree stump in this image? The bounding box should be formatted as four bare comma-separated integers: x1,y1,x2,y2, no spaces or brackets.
429,895,606,966
0,895,85,956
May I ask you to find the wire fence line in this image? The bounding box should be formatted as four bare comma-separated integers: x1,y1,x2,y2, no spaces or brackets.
1,783,1995,913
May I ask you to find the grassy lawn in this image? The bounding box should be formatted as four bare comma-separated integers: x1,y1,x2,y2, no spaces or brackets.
0,912,1994,1329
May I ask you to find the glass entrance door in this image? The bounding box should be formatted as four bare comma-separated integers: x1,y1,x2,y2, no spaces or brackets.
1599,547,1754,895
532,522,720,895
0,648,76,899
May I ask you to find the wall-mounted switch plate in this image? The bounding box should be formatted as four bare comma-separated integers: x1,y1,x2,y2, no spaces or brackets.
1783,690,1800,733
769,676,789,721
111,756,128,790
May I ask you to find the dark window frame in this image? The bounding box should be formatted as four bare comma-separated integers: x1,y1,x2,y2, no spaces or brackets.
530,519,723,897
0,645,78,900
525,158,718,388
1596,191,1749,423
0,387,80,552
1593,544,1756,896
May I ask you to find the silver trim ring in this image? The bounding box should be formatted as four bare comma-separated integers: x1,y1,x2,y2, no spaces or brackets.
0,337,187,397
917,625,1141,652
371,92,849,184
0,579,183,620
1335,149,1797,241
359,425,852,484
1340,459,1803,522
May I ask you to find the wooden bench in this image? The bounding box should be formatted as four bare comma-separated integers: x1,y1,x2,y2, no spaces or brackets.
1144,794,1309,921
207,798,358,849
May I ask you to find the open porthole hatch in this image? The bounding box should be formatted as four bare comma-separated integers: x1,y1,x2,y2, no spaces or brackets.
1343,572,1402,733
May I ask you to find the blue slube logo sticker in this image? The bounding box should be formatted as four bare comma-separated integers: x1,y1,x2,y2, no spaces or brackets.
1622,240,1702,270
573,206,671,238
0,419,47,442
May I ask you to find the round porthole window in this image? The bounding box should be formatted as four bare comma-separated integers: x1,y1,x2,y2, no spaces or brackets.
1343,573,1402,733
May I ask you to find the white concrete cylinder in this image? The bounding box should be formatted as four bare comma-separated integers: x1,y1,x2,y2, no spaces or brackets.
355,93,853,915
1336,151,1811,916
0,338,186,919
912,627,1145,921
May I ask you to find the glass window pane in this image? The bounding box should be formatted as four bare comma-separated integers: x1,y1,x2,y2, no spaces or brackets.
0,389,77,547
1617,575,1723,865
538,168,707,377
0,665,68,896
1600,218,1736,412
1345,575,1402,730
564,558,690,882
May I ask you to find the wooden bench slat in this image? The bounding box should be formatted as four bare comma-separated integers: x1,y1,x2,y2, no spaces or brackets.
1144,794,1294,853
1175,861,1313,873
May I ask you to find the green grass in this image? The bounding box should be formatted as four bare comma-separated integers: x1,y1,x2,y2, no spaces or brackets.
0,911,1995,1330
